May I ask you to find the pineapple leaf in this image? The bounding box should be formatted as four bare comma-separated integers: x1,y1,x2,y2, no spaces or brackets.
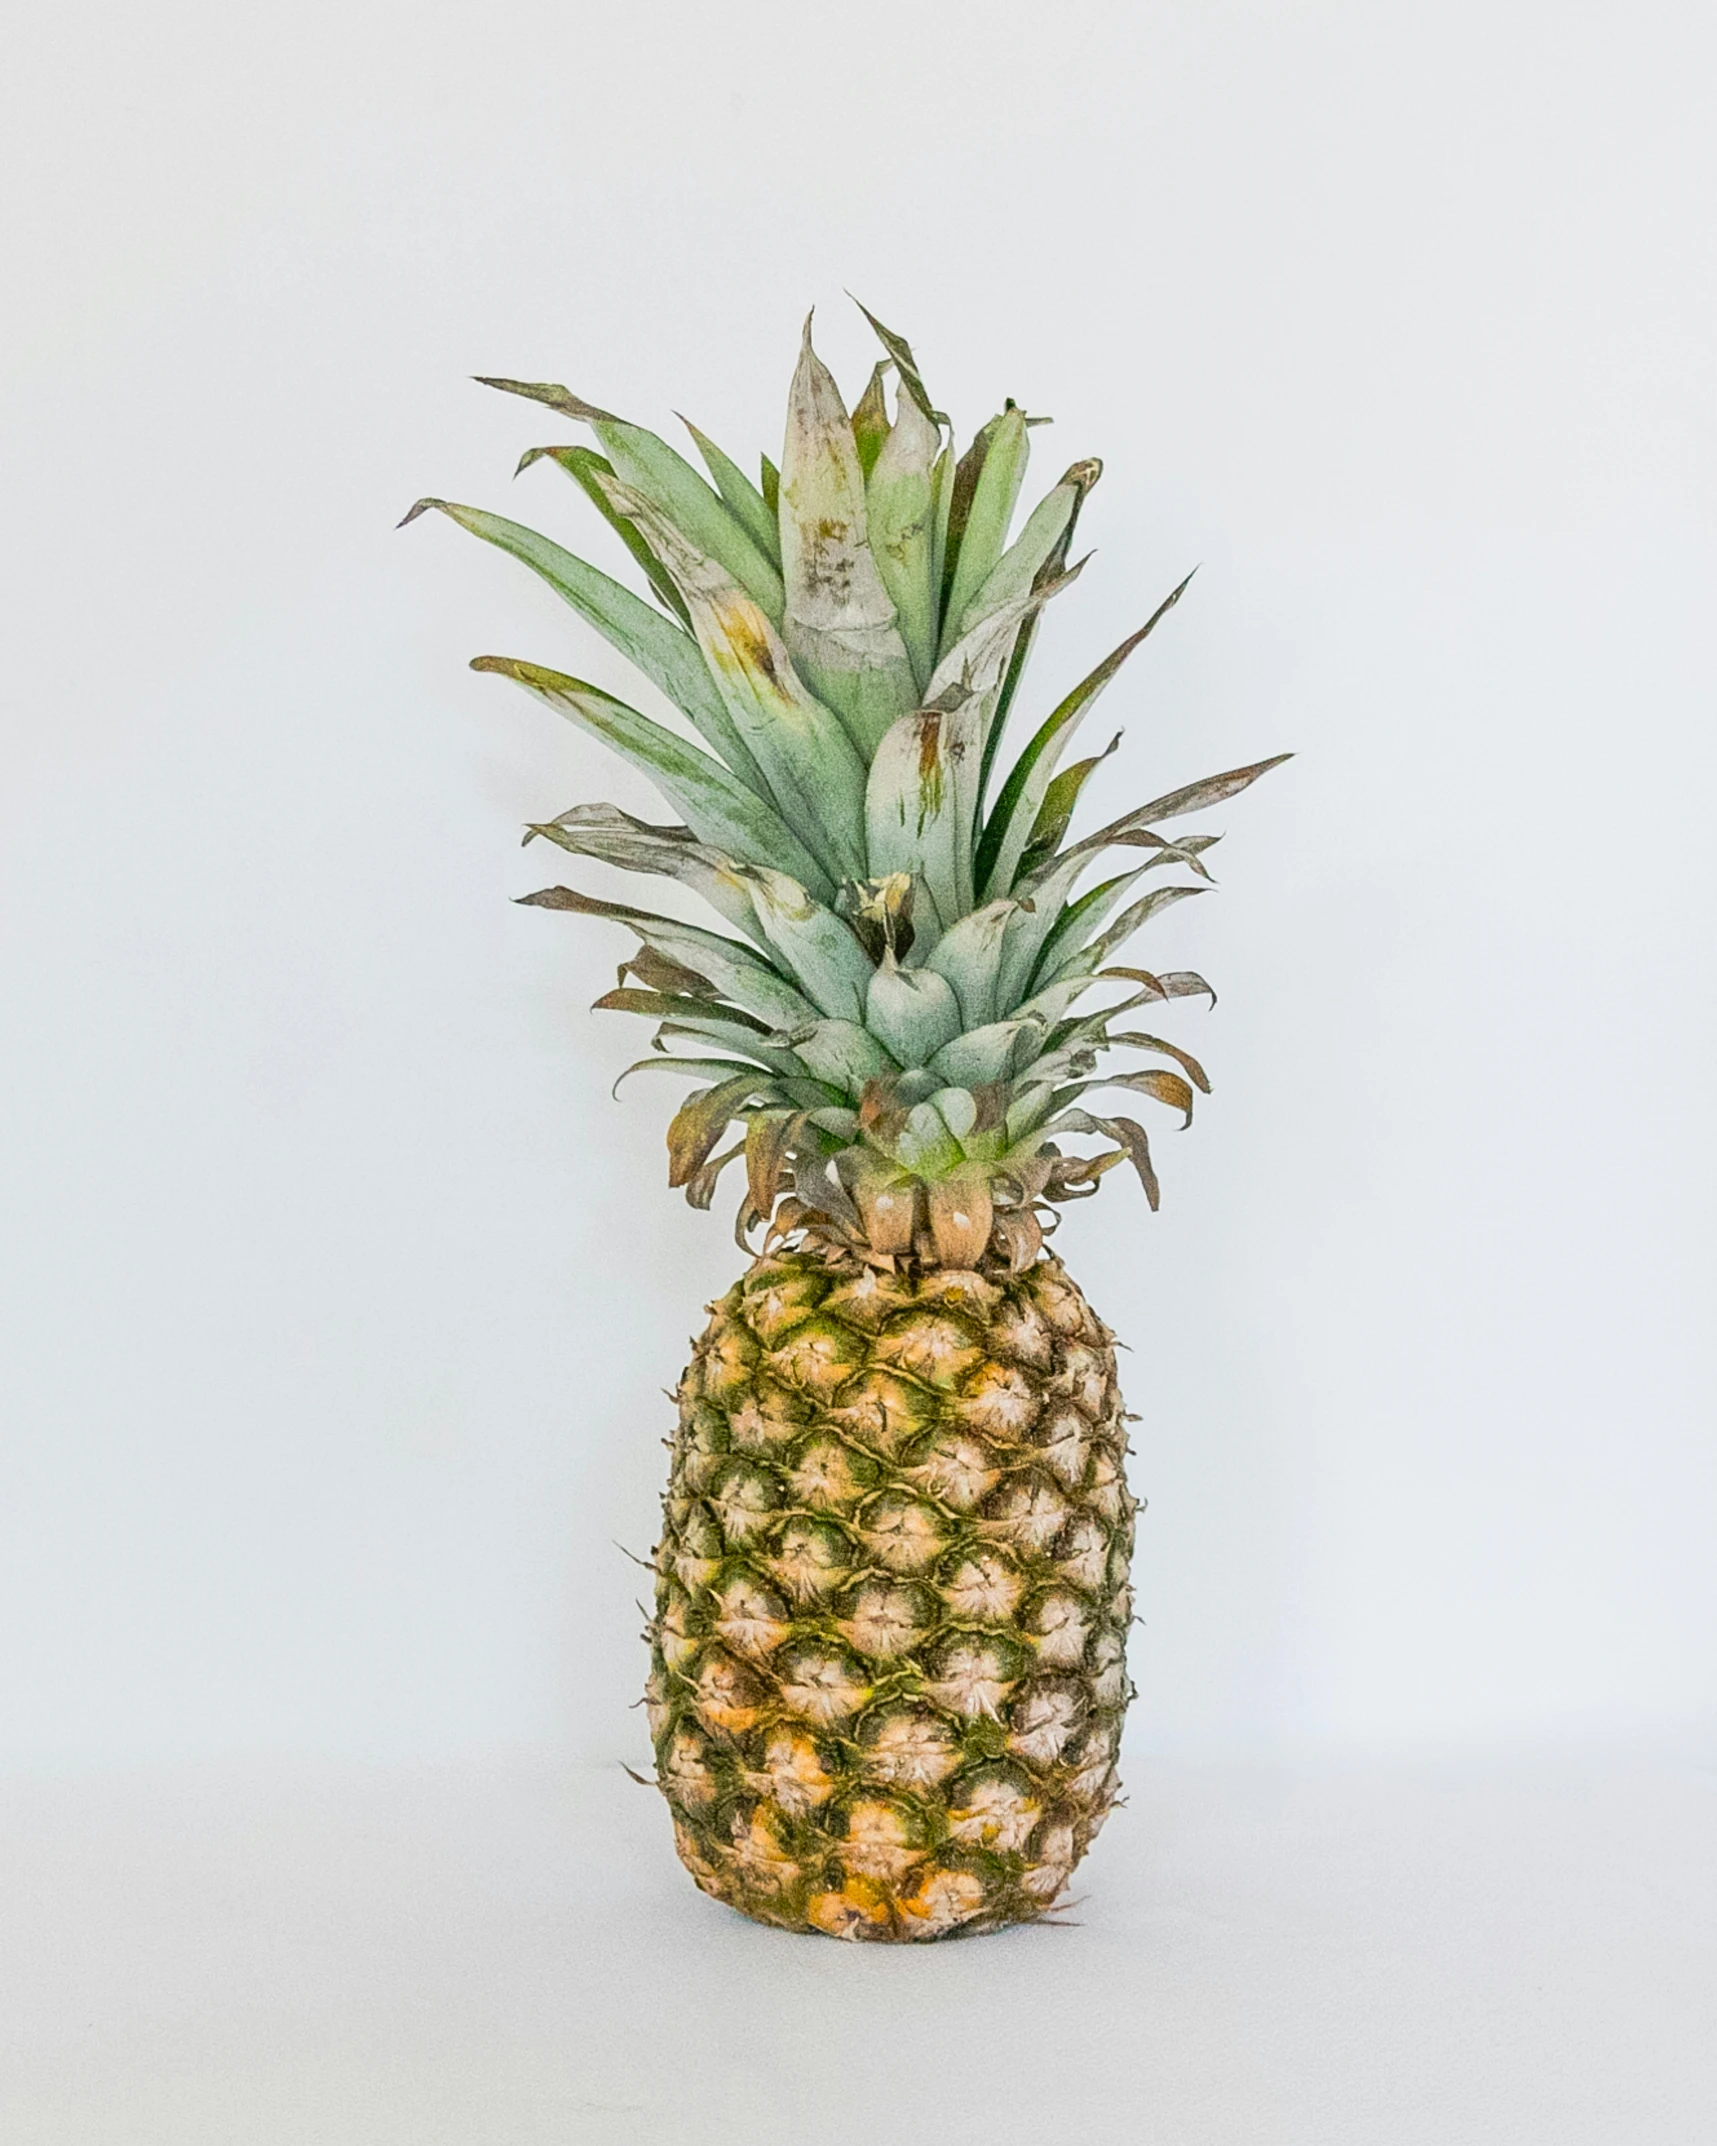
978,571,1196,899
926,1167,994,1266
850,298,946,425
1026,867,1148,989
739,868,875,1024
685,1136,747,1211
775,1019,900,1095
948,473,1081,646
666,1074,782,1189
620,945,712,996
615,1056,771,1092
1016,735,1121,878
594,474,871,884
653,1016,809,1079
864,955,963,1066
525,802,765,945
778,319,920,756
678,417,781,566
979,458,1103,807
745,1109,809,1222
1084,1066,1196,1127
1101,966,1218,1007
922,899,1017,1030
928,1017,1044,1089
1039,1106,1161,1209
941,406,1031,653
865,695,986,929
591,986,762,1029
470,656,832,899
403,497,765,785
1071,753,1295,857
993,846,1103,1011
850,363,891,478
928,561,1086,893
475,377,785,620
1107,1032,1213,1093
865,387,945,696
511,446,693,627
516,884,821,1031
1052,882,1210,980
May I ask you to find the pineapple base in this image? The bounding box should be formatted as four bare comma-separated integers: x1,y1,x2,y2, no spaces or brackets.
646,1243,1138,1942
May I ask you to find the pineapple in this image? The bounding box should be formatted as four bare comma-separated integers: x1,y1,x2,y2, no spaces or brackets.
407,306,1285,1940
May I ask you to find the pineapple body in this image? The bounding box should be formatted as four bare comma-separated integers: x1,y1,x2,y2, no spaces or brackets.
648,1243,1136,1941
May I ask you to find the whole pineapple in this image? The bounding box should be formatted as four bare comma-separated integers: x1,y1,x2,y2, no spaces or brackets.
408,307,1285,1940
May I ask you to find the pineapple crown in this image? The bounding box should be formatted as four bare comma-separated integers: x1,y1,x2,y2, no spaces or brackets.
405,304,1288,1270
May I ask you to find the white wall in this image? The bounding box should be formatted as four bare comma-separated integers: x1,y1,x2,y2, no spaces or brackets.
2,0,1712,1770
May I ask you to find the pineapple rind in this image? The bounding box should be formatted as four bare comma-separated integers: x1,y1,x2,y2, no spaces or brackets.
648,1244,1137,1942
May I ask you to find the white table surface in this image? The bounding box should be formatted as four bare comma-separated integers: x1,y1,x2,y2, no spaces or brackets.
3,1752,1711,2144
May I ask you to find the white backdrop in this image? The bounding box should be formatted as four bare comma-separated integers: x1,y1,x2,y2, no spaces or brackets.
3,0,1713,1781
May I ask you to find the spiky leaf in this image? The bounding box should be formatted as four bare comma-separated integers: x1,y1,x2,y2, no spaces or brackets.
474,378,785,620
778,321,920,755
596,475,870,882
471,657,832,897
979,572,1195,899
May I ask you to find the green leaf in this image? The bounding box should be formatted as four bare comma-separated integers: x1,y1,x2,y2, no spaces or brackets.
850,298,946,425
778,320,920,756
526,801,764,943
940,406,1030,657
591,986,763,1026
776,1018,899,1095
509,448,692,626
948,474,1079,646
851,362,891,478
516,883,821,1031
865,695,986,929
928,1017,1042,1088
978,458,1103,808
760,454,780,521
895,1099,965,1178
615,1055,768,1092
864,954,962,1066
1054,882,1210,978
739,868,875,1024
1011,973,1098,1031
653,1016,809,1078
978,571,1195,899
992,846,1101,1012
679,417,781,567
928,563,1084,887
1026,866,1147,986
403,496,776,795
865,387,945,697
1016,735,1120,877
922,899,1016,1030
594,473,871,883
474,377,786,621
471,656,834,898
1071,752,1296,858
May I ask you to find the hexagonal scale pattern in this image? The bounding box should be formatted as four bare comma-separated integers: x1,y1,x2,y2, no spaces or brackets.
647,1248,1138,1942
